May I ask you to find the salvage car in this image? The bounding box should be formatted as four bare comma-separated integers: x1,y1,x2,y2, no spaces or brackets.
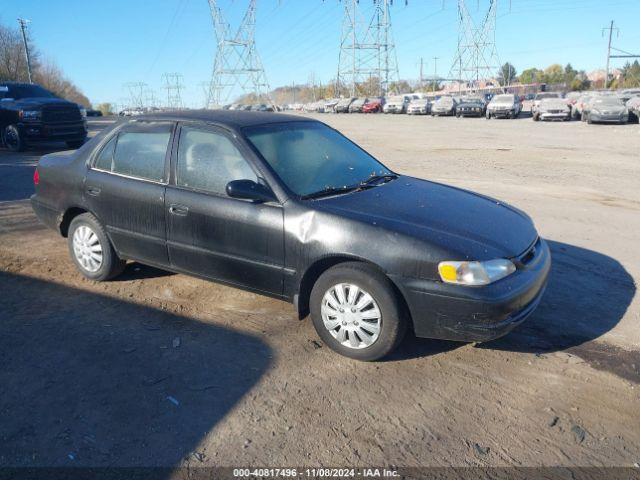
626,96,640,123
362,97,384,113
532,98,571,121
531,92,562,116
406,98,430,115
455,97,486,118
348,97,369,113
31,111,551,361
335,97,356,113
582,96,629,124
431,96,457,116
324,98,339,113
1,82,88,151
383,95,411,114
486,94,522,119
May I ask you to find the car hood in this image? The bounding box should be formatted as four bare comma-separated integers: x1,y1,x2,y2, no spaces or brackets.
593,104,625,112
315,176,537,260
8,97,78,109
458,102,483,108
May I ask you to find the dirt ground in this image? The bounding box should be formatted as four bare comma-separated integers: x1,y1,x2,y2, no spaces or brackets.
1,114,639,473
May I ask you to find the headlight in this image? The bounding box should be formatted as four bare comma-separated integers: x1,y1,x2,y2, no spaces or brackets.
20,110,41,121
591,109,601,115
438,259,516,286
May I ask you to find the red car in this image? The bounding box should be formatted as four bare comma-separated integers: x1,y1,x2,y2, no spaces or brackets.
362,98,384,113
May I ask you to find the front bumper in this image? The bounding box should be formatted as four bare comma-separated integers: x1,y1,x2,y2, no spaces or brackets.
489,108,514,118
458,109,484,117
20,121,87,142
540,112,570,121
589,113,628,123
433,109,454,116
391,238,551,342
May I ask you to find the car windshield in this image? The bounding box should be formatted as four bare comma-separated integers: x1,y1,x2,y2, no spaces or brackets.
244,122,392,198
593,97,624,106
387,96,404,103
436,97,453,105
535,93,560,100
493,94,514,102
1,84,57,99
462,97,483,104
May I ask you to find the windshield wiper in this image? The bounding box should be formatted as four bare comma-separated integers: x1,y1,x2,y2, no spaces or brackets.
301,186,358,200
358,173,398,188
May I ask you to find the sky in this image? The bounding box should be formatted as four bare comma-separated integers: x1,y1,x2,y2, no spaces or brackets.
2,0,639,108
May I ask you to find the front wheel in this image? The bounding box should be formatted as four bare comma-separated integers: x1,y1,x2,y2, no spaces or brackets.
486,112,491,119
68,213,126,281
4,125,25,152
310,262,407,361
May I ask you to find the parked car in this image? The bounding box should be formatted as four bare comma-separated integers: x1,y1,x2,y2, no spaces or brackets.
86,109,103,117
626,96,640,123
431,96,457,116
532,98,571,122
0,82,88,151
362,97,384,113
572,94,593,120
486,94,522,119
531,92,562,116
582,96,629,124
455,97,486,117
348,97,368,113
384,95,410,114
324,98,339,113
406,98,430,115
335,97,356,113
30,111,550,361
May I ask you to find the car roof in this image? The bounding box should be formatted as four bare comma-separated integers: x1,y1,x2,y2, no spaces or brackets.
137,109,314,129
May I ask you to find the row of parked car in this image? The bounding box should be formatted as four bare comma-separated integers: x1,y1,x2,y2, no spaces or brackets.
298,89,640,125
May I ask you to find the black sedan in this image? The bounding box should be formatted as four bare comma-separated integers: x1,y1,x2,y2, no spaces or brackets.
31,111,550,360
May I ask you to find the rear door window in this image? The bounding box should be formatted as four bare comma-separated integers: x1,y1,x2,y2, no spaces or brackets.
94,122,173,182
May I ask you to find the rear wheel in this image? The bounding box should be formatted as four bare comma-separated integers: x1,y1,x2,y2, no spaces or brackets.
4,125,25,152
68,213,126,281
310,262,407,361
533,113,540,122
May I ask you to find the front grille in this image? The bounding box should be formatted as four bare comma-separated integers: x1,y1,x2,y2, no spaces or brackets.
41,105,82,123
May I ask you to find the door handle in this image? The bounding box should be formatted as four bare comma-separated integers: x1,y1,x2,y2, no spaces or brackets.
86,186,101,196
169,204,189,216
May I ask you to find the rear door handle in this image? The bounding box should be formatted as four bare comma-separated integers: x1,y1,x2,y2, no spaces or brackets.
86,186,101,196
169,204,189,216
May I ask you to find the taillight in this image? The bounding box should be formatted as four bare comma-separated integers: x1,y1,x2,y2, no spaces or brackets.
33,168,39,185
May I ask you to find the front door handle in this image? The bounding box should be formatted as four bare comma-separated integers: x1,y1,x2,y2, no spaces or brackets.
86,186,101,196
169,204,189,216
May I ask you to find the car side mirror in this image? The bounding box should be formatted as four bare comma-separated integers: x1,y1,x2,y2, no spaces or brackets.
226,179,276,203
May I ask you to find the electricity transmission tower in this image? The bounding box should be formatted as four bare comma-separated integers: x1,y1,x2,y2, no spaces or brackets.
124,82,147,109
449,0,501,87
162,73,185,109
206,0,271,108
336,0,402,98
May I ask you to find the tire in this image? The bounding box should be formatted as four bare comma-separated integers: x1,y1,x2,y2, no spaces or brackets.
533,113,539,122
4,125,25,152
486,112,491,119
310,262,407,361
66,137,86,149
587,114,593,125
68,213,126,281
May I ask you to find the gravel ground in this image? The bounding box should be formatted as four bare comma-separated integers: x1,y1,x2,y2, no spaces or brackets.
0,114,638,472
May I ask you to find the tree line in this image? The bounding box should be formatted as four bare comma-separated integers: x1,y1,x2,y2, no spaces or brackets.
0,20,90,107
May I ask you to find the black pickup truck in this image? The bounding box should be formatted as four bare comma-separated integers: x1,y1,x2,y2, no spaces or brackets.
0,82,87,152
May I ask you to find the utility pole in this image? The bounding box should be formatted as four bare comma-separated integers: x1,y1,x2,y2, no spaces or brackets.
433,56,439,92
603,20,616,89
17,18,33,84
419,57,424,89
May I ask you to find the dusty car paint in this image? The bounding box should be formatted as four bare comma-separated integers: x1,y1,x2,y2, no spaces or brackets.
31,111,550,344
